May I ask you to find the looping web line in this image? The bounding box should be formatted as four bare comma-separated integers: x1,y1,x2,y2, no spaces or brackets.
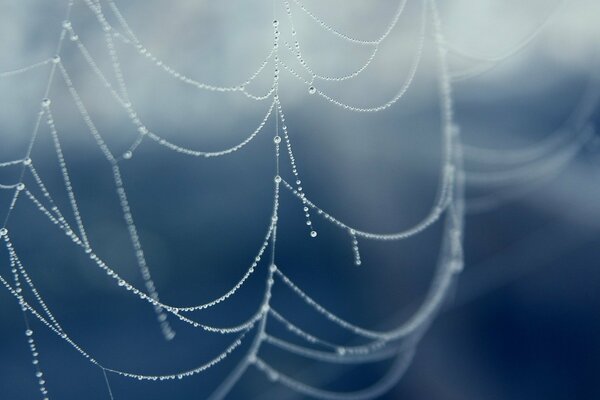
290,0,409,46
0,59,52,78
0,244,255,382
280,0,427,113
0,0,586,398
20,179,277,318
281,0,383,83
60,20,276,159
463,52,600,166
447,0,567,82
280,162,453,241
83,0,273,94
461,31,600,212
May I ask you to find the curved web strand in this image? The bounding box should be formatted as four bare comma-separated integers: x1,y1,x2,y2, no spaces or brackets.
55,50,275,321
283,40,379,83
281,0,384,83
280,162,453,241
51,51,176,339
252,349,415,400
17,85,268,334
465,125,594,187
267,0,463,348
463,53,600,165
63,28,276,159
15,91,284,320
1,2,74,232
466,164,576,215
2,236,53,398
262,335,401,365
289,0,409,46
0,263,254,382
144,99,276,158
280,1,427,113
0,160,25,167
447,0,566,64
20,173,279,317
84,0,273,94
0,59,52,78
448,0,566,82
268,308,390,356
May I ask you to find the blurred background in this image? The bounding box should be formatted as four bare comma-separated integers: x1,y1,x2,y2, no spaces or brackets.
1,0,599,399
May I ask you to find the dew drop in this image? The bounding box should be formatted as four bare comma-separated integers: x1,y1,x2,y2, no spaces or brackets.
52,55,61,64
310,230,317,238
25,329,33,336
308,86,316,95
123,151,132,160
273,135,281,144
41,98,51,107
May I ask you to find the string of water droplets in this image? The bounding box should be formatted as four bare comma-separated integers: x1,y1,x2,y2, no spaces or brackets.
0,0,595,399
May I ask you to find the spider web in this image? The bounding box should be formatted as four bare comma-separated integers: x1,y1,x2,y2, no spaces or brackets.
0,0,598,399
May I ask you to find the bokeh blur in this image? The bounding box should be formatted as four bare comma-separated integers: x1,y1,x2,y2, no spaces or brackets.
1,0,599,399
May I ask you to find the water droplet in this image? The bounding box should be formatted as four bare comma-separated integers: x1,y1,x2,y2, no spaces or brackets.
273,20,279,27
52,55,61,64
273,136,281,144
25,329,33,336
123,151,132,160
62,20,72,29
310,230,317,238
16,183,25,191
274,175,282,183
23,158,32,166
41,98,51,107
70,34,79,42
308,86,316,95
